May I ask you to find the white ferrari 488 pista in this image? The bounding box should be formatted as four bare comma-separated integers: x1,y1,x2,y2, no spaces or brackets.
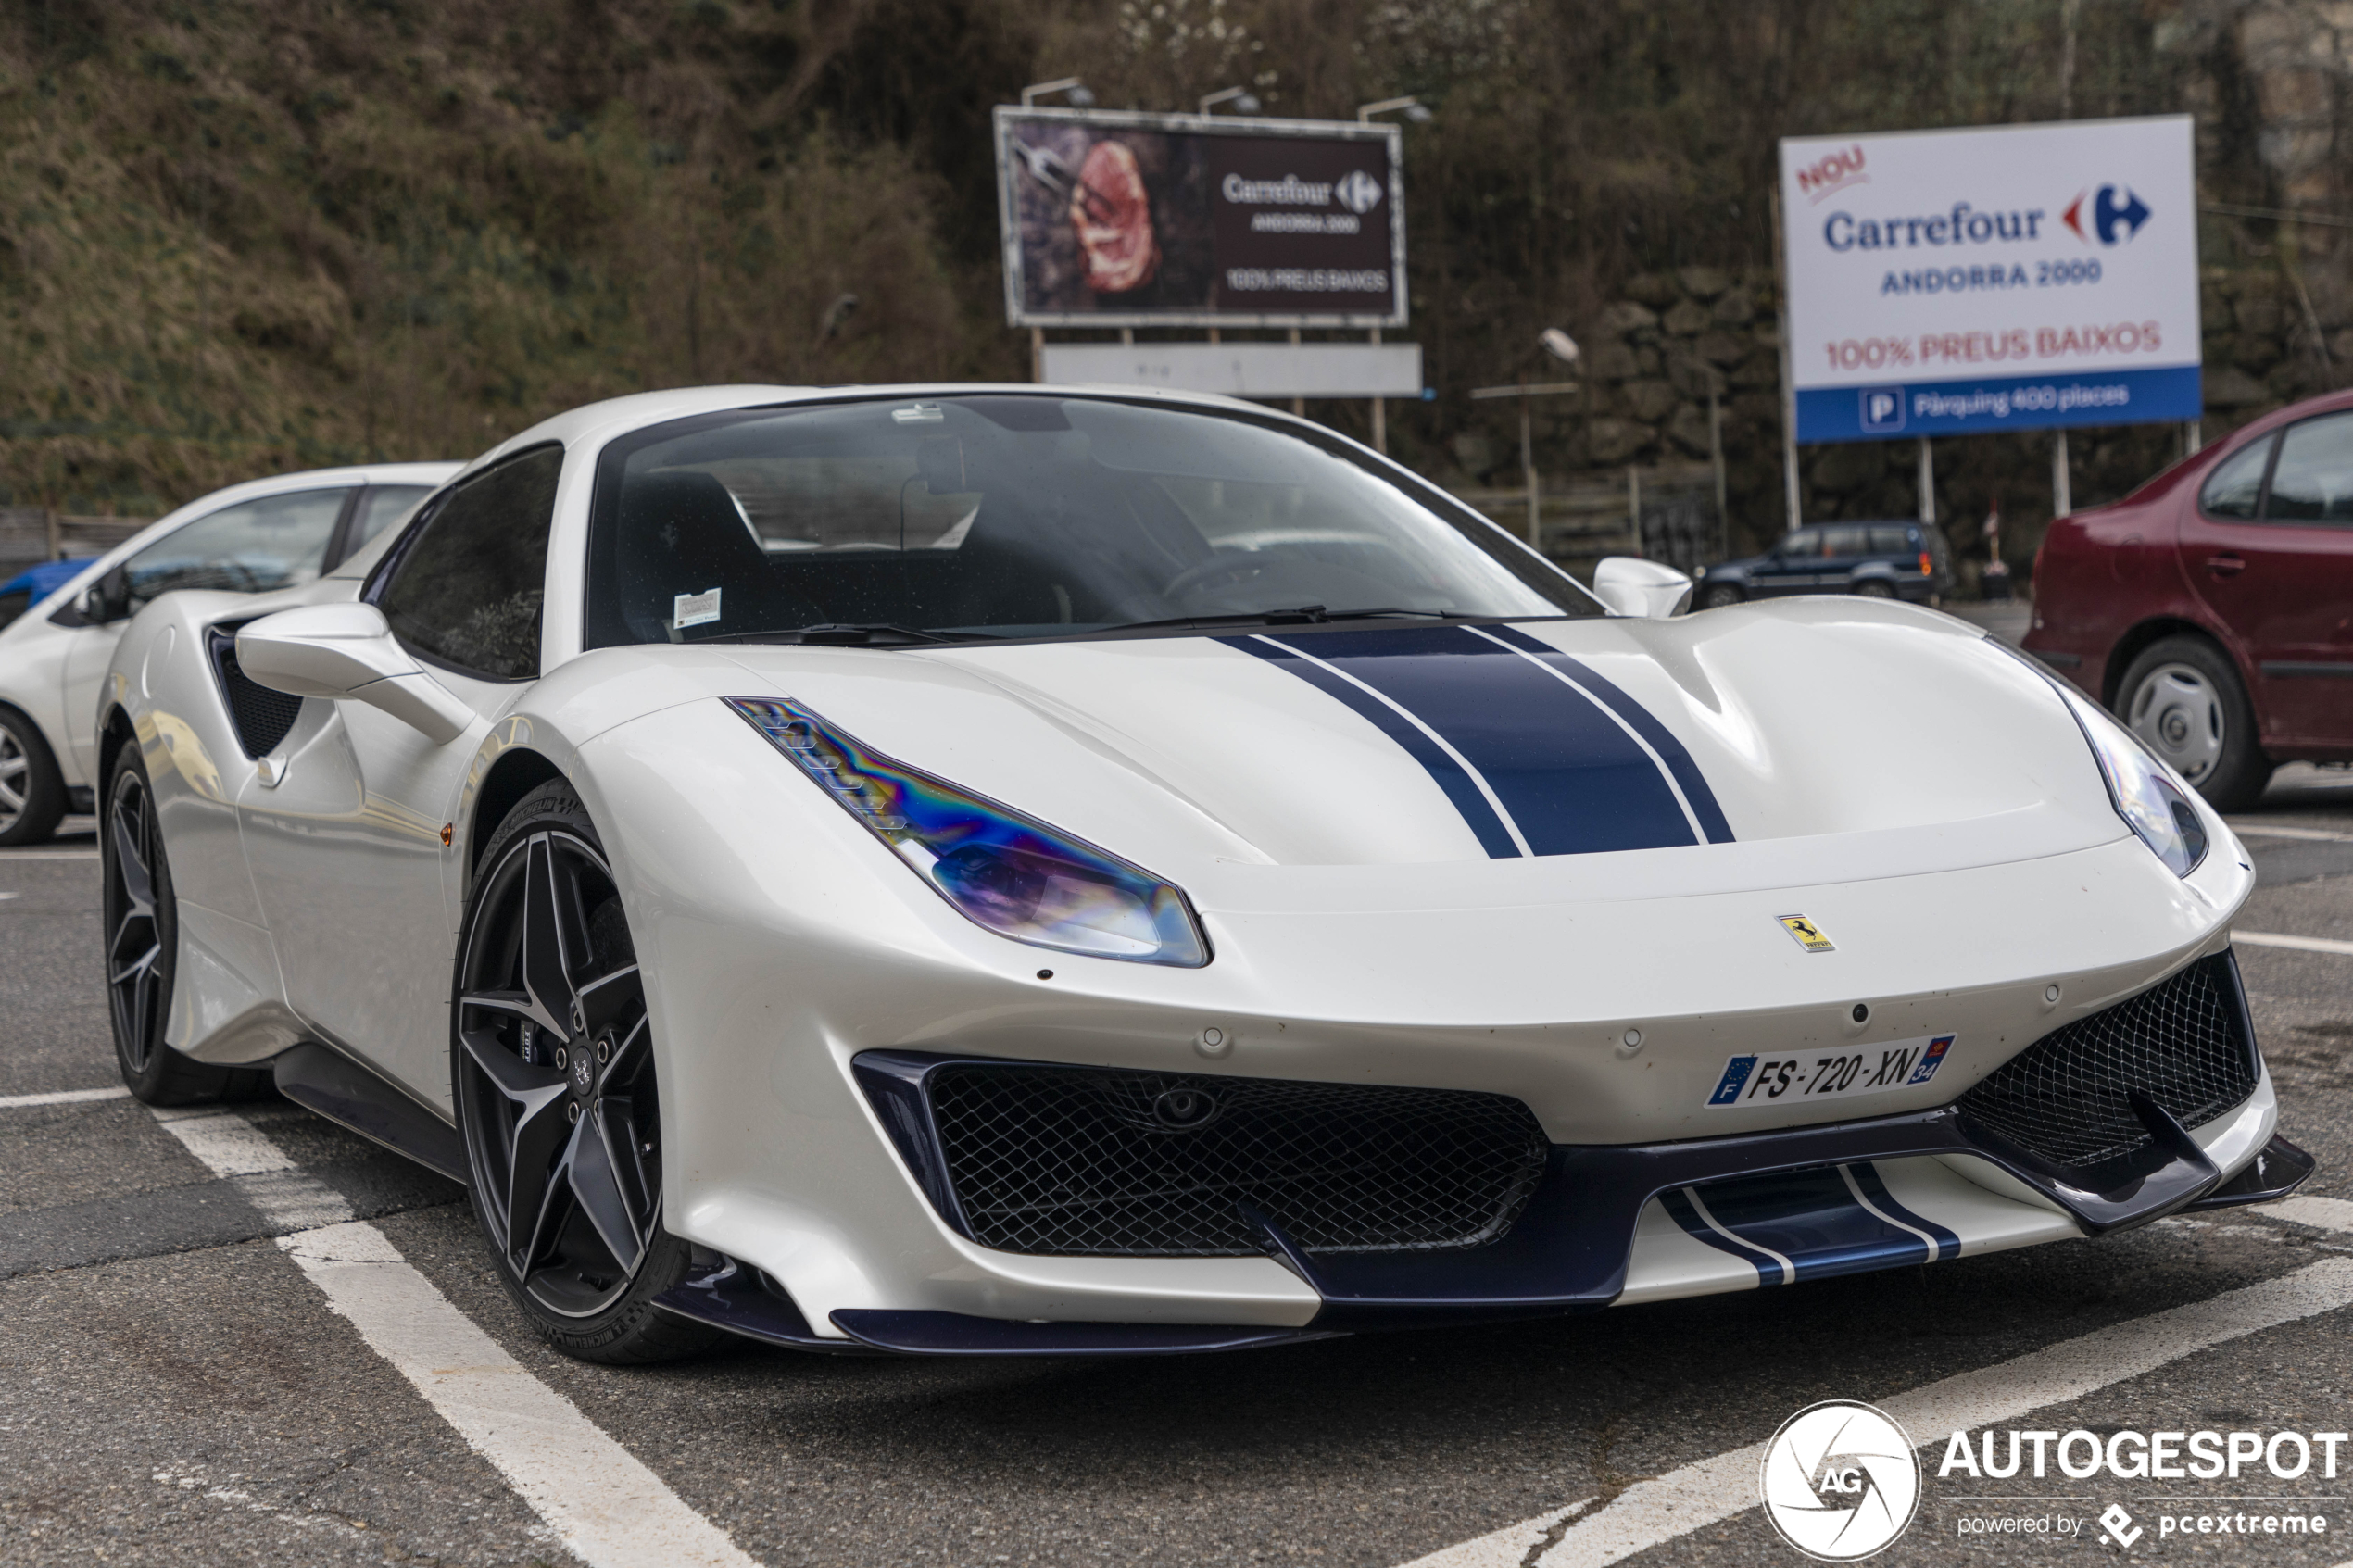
98,385,2310,1362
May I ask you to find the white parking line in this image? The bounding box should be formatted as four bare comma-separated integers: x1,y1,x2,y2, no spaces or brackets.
0,1085,132,1109
2234,930,2353,957
151,1105,760,1568
2226,823,2353,842
1404,1226,2353,1567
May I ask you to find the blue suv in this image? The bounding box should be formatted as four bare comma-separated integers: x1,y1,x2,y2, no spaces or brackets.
1697,521,1950,609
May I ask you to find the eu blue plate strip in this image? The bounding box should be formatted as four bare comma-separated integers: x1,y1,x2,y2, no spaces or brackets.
1481,624,1735,844
1228,625,1703,857
1224,635,1521,858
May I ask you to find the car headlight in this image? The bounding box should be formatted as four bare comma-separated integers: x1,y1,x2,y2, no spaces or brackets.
726,696,1210,967
2054,684,2209,877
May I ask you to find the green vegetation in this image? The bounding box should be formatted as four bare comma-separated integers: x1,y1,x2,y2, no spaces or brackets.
0,0,2340,561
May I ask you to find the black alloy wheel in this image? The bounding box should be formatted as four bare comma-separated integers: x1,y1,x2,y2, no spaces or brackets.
1701,583,1745,609
1853,580,1896,599
0,708,66,847
103,748,269,1103
453,782,717,1363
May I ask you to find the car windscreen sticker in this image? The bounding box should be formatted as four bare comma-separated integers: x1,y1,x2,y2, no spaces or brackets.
1703,1035,1957,1109
1222,624,1727,858
673,587,722,629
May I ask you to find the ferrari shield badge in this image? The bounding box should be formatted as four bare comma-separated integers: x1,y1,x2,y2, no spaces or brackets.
1778,914,1835,953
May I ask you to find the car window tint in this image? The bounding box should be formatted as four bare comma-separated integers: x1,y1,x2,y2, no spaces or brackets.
2264,413,2353,523
2199,437,2272,520
349,485,437,550
122,488,348,612
377,447,560,680
1777,531,1816,558
1868,526,1911,554
1821,526,1866,555
0,588,29,628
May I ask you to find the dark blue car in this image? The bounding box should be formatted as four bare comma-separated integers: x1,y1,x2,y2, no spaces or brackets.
1697,521,1951,610
0,559,97,630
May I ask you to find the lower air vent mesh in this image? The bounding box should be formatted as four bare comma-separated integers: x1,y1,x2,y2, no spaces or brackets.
926,1063,1550,1257
207,626,305,759
1956,955,2257,1170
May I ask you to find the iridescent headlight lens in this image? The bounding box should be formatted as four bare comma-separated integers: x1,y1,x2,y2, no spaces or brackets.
726,696,1210,967
2057,685,2209,877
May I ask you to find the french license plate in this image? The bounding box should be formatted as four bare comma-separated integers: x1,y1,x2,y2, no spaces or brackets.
1704,1035,1955,1109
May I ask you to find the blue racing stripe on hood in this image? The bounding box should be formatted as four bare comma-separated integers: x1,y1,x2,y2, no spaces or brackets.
1223,634,1522,859
1227,624,1705,857
1481,623,1735,844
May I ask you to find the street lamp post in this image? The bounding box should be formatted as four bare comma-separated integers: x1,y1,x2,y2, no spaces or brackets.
1355,96,1431,453
1019,78,1095,108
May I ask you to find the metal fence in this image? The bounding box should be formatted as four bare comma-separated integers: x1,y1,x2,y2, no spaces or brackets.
0,508,153,577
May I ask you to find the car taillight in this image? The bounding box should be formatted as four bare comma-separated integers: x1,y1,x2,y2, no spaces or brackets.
1919,551,1931,576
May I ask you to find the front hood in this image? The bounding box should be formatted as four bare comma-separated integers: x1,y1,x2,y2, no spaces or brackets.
661,598,2126,889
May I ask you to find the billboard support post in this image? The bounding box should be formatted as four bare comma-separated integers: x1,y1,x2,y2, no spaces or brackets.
1370,327,1386,453
1917,437,1936,528
1771,182,1800,533
2053,429,2072,521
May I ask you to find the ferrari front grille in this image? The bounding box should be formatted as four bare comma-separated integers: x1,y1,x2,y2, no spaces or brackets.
925,1063,1551,1257
1956,954,2257,1171
206,625,304,759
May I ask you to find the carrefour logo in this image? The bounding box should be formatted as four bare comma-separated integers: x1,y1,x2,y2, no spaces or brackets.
2061,184,2151,245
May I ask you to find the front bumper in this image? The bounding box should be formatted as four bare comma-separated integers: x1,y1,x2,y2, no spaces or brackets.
654,953,2310,1355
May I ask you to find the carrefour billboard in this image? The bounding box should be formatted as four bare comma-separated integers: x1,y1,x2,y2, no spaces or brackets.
994,107,1406,329
1780,116,2199,444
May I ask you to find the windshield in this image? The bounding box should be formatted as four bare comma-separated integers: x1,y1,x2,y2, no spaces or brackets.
583,395,1598,647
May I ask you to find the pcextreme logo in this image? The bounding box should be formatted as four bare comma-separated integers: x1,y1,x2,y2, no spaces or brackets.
1760,1401,1922,1560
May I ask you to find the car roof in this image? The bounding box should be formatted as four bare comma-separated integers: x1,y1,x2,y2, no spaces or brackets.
443,383,1302,487
13,461,464,615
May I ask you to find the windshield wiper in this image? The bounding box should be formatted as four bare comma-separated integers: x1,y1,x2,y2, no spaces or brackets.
1087,606,1461,635
705,623,978,646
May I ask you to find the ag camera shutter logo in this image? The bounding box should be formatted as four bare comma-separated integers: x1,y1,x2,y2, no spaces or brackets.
1759,1400,1921,1560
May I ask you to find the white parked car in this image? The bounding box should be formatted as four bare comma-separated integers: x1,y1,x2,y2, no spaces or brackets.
0,464,456,844
96,386,2308,1364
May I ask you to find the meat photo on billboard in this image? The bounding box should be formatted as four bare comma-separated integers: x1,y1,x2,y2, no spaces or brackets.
1013,125,1212,313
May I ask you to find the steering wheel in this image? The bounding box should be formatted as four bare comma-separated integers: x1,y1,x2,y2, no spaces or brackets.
1161,551,1272,602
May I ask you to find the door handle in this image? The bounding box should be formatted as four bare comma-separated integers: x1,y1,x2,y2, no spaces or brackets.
2206,553,2247,578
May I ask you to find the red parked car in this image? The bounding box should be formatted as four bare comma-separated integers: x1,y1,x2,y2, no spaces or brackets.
2026,387,2353,810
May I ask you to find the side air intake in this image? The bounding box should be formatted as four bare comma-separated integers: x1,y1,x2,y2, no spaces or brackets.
207,624,306,759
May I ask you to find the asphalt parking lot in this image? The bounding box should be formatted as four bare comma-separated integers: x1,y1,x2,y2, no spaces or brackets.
6,771,2353,1568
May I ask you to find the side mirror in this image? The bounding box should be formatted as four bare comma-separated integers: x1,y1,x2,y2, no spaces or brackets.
1592,557,1692,619
234,603,474,745
82,569,131,625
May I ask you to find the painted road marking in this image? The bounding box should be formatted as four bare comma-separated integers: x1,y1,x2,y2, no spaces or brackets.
0,849,100,859
2234,930,2353,957
1403,1255,2353,1567
0,1085,132,1109
152,1105,759,1568
2226,822,2353,842
2261,1195,2353,1236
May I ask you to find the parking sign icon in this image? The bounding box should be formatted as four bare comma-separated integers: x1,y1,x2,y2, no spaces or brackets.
1859,387,1906,433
